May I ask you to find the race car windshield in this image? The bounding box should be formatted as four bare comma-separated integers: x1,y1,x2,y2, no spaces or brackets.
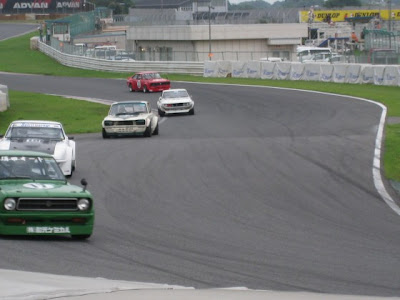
111,103,147,115
143,73,161,79
0,156,65,180
8,126,64,140
163,90,189,98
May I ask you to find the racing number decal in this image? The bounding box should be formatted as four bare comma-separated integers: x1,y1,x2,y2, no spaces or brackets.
23,183,55,189
137,80,141,89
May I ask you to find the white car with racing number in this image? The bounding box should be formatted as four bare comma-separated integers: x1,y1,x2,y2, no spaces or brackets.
102,101,159,138
0,120,76,176
157,88,195,116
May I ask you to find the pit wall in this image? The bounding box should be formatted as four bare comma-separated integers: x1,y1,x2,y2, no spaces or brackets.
204,61,400,86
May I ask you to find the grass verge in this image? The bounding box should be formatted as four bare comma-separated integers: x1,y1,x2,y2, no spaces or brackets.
0,91,109,134
1,32,400,181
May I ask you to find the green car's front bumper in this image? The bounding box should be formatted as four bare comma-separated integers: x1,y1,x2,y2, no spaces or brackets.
0,211,94,236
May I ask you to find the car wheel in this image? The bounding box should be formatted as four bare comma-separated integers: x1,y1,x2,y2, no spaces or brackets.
102,128,109,139
129,84,134,92
158,109,165,117
143,85,148,93
72,234,91,240
144,125,152,137
153,123,159,135
72,154,76,171
189,108,195,115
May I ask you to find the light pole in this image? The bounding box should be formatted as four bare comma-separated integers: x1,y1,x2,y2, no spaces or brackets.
208,3,214,61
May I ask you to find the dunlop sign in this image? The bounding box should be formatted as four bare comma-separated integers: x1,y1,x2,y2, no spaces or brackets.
299,9,400,23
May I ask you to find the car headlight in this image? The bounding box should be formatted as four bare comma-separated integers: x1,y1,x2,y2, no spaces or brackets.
4,198,16,211
104,121,114,126
77,199,90,211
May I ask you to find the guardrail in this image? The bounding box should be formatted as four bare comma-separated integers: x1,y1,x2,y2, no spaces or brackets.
37,38,204,75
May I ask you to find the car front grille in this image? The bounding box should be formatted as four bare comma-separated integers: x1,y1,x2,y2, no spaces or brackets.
151,82,170,87
164,103,191,109
17,198,79,211
115,121,134,125
105,120,145,126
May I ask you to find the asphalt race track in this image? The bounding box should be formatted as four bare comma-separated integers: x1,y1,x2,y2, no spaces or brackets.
1,24,400,297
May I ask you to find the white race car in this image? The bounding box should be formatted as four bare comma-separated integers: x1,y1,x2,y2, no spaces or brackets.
157,88,195,116
0,120,76,176
102,101,159,138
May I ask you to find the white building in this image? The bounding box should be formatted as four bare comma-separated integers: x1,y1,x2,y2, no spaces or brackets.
126,23,308,61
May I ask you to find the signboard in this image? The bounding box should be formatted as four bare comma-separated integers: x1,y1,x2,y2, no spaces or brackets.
0,0,81,13
299,9,400,23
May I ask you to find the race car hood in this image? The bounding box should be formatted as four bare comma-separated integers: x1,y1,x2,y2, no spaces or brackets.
104,113,150,121
160,97,192,104
0,180,91,198
8,138,57,155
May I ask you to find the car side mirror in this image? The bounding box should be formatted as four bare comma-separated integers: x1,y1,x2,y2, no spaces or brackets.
0,134,3,138
81,178,88,191
68,136,74,140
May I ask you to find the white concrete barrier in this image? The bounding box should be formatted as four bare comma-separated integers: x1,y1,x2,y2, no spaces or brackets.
0,84,9,112
290,63,305,81
204,61,400,86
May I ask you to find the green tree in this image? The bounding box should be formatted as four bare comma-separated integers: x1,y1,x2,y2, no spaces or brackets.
324,0,361,8
228,0,271,10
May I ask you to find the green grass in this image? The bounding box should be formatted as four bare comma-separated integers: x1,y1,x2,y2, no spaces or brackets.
0,32,128,78
0,91,109,134
1,32,400,181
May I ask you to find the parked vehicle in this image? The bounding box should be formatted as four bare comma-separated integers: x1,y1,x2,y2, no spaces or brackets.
297,46,332,62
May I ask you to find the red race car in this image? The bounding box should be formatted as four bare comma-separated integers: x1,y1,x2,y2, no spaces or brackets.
127,71,171,93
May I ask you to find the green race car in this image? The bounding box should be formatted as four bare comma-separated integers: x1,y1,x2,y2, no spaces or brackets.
0,150,94,239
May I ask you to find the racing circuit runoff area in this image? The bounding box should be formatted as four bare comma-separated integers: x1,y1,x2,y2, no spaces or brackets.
1,24,400,300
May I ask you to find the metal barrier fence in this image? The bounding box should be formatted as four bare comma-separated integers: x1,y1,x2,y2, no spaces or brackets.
38,39,204,75
49,38,297,62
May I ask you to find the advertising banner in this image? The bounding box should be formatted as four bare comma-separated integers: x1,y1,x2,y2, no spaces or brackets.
290,63,305,81
383,66,400,86
246,61,261,79
204,60,398,87
275,62,291,80
299,9,400,23
333,64,348,83
360,65,374,84
346,65,362,84
217,61,233,78
320,64,334,82
304,63,320,81
204,61,217,78
0,0,81,13
232,61,247,78
260,62,275,80
373,65,385,85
